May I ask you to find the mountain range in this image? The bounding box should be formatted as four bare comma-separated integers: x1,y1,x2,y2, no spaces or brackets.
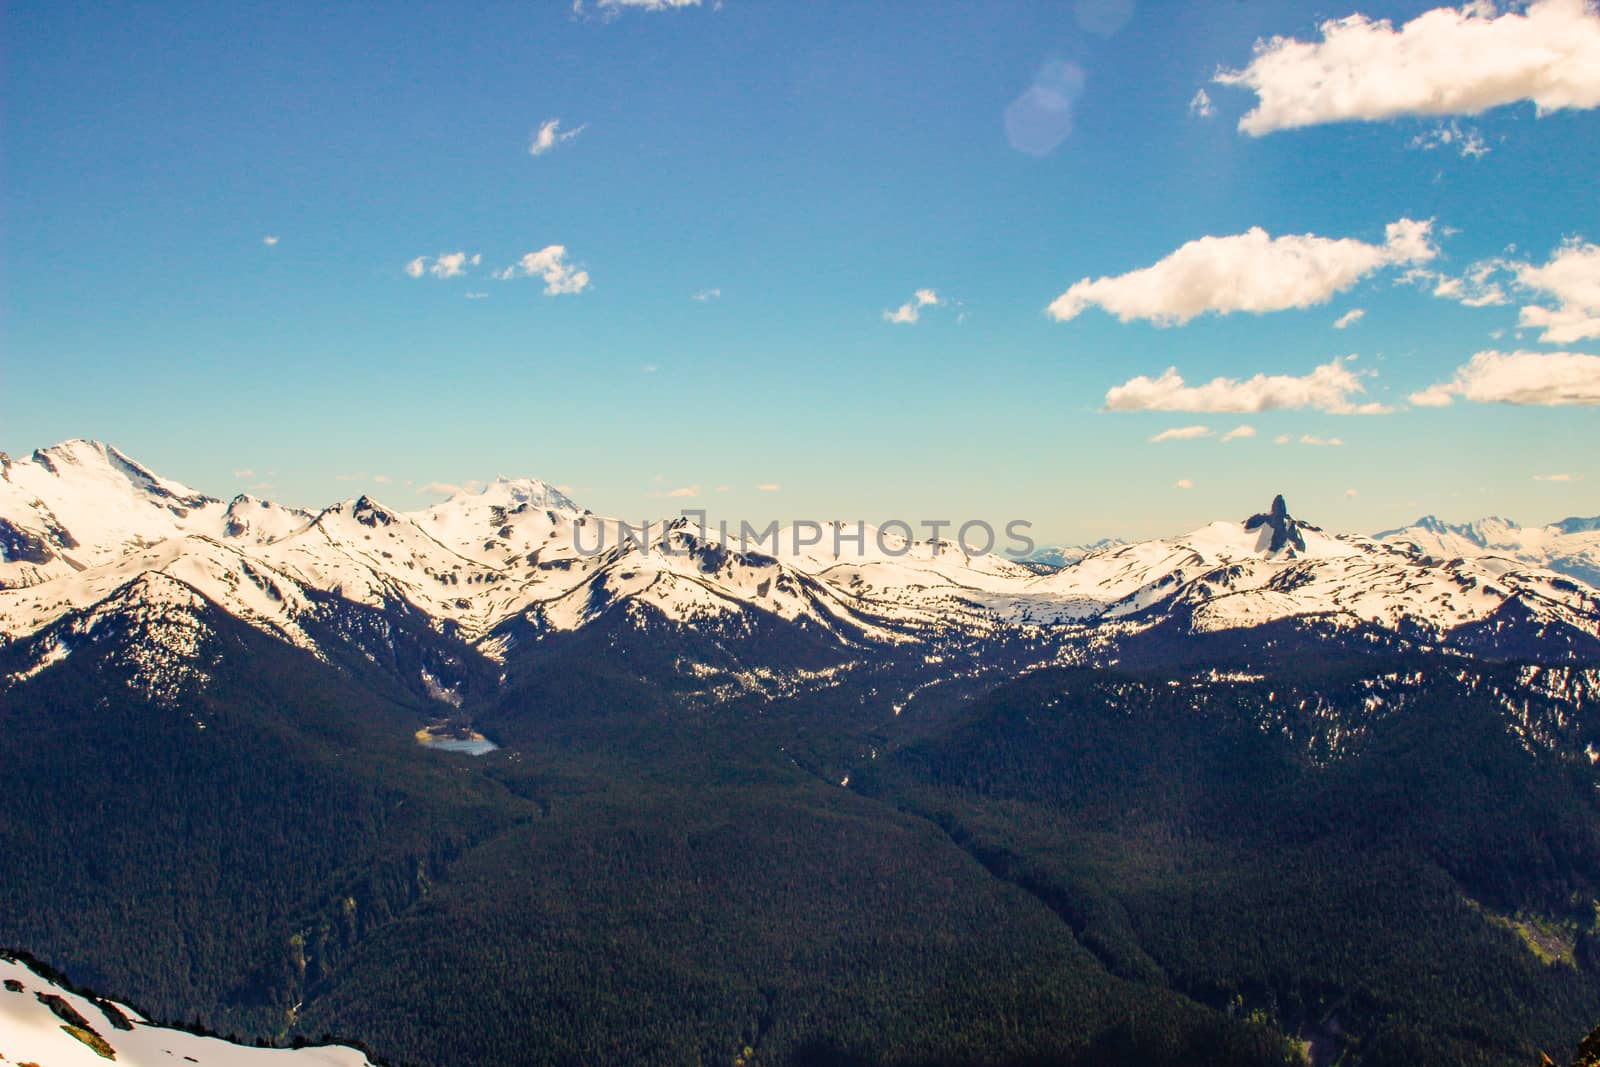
4,440,1598,699
5,439,1600,1067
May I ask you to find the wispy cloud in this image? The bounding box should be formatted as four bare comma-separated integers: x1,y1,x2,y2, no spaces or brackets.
1534,472,1583,481
420,480,484,497
884,288,943,325
530,118,585,157
1422,238,1600,342
753,483,781,492
1333,308,1366,329
262,235,279,246
1175,478,1195,490
1149,425,1213,443
1188,88,1215,118
232,468,255,478
648,483,702,499
1221,424,1257,442
1215,0,1600,136
406,252,481,279
692,288,722,302
1300,434,1345,447
1409,121,1490,158
1410,349,1600,406
1106,356,1390,414
465,292,489,300
493,245,590,294
1047,219,1435,325
1345,488,1360,498
575,0,705,14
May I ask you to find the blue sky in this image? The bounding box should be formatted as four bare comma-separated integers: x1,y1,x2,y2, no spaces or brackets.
4,0,1598,542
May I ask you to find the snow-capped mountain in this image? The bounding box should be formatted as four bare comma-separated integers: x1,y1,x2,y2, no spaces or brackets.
3,443,1599,694
1375,512,1600,588
0,953,377,1066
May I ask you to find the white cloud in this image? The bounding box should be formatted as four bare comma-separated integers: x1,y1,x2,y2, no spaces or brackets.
1105,356,1390,414
1221,424,1257,441
1410,349,1600,406
1216,0,1600,136
406,252,481,280
1422,259,1512,307
1300,434,1345,446
753,483,782,492
1274,434,1292,444
693,288,722,302
884,288,942,324
1534,472,1583,481
232,468,255,478
1048,219,1435,325
1333,308,1366,329
1149,425,1214,442
494,245,590,294
577,0,703,13
530,118,585,157
1188,88,1215,118
1175,478,1195,490
1515,239,1600,343
373,475,391,484
1409,121,1490,157
648,483,702,499
262,235,279,246
642,363,659,373
465,292,489,300
421,480,483,497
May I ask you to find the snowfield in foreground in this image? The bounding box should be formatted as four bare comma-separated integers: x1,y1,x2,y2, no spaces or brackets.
0,955,376,1067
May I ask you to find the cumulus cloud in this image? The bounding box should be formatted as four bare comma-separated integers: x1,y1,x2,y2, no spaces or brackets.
1409,121,1490,157
1221,424,1257,441
1105,356,1390,414
1515,239,1600,343
1188,88,1215,118
884,288,942,324
494,245,590,294
1216,0,1600,136
1048,219,1435,325
530,118,585,157
1175,478,1195,490
1149,425,1214,442
406,252,481,279
262,235,279,246
1333,308,1366,329
1410,349,1600,406
1422,239,1600,340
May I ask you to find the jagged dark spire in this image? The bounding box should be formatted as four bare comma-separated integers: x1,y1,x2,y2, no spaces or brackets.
1244,494,1306,555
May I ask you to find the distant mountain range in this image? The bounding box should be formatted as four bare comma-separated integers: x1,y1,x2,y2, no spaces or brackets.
1374,513,1600,588
4,440,1598,703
